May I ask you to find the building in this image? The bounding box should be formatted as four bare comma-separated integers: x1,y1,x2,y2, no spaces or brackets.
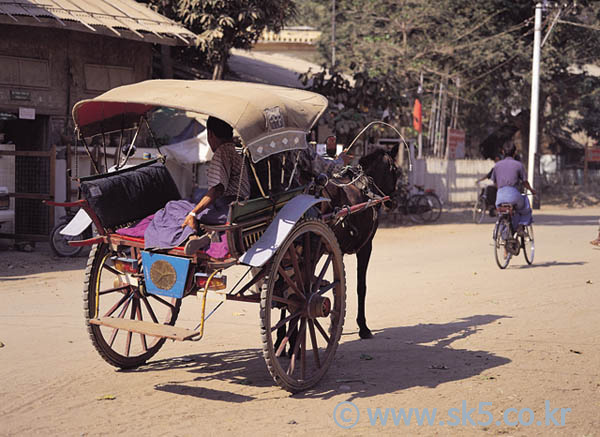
0,0,194,242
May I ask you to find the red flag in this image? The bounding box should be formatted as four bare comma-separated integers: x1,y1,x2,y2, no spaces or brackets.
413,98,422,133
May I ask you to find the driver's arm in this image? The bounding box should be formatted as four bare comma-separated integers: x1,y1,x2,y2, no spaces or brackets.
182,184,224,230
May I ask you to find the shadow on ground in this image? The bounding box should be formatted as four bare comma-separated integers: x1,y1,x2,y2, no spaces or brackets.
134,314,510,402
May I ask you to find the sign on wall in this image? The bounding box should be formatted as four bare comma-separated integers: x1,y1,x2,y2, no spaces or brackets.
446,128,466,160
18,107,35,120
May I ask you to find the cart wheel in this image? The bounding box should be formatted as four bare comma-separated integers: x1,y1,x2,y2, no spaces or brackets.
84,243,181,369
260,219,346,392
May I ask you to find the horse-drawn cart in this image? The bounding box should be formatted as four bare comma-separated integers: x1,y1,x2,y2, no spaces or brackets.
48,80,390,392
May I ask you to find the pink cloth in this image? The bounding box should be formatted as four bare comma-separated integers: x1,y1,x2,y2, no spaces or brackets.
206,234,229,259
116,214,154,238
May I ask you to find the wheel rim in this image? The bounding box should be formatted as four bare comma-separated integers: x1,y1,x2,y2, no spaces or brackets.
473,197,485,224
51,223,83,257
261,220,346,392
408,195,425,223
522,225,535,264
424,194,442,222
494,221,511,269
86,244,180,368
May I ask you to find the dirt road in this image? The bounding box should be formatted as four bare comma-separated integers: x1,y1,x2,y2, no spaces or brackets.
1,205,599,436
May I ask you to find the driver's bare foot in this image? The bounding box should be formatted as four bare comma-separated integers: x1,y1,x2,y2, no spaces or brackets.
590,238,600,247
184,234,210,255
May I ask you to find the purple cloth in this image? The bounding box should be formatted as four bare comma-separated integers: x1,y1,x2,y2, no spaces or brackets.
491,157,526,189
144,200,196,249
116,214,155,238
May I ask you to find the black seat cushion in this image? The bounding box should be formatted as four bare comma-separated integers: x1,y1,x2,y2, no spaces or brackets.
79,160,181,229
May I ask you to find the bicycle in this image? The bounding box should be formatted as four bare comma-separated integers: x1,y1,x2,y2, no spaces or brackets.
473,183,496,224
392,181,443,223
492,203,535,269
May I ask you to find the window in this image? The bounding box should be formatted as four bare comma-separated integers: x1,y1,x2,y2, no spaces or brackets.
0,56,50,88
84,64,134,92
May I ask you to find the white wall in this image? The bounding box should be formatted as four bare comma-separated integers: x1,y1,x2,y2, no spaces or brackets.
412,157,495,204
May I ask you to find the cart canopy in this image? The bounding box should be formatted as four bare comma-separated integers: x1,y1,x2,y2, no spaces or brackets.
72,80,328,162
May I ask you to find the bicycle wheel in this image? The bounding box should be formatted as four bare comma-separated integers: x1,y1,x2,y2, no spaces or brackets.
424,193,442,222
472,195,486,224
493,219,511,269
50,221,84,257
521,224,535,265
406,195,425,223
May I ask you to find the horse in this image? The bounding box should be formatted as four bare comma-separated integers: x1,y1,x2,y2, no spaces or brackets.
321,144,399,338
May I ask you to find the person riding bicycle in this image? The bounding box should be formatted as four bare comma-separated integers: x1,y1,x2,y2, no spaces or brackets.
491,143,536,234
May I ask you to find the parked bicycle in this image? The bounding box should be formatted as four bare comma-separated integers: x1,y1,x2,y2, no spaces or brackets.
392,180,442,223
473,182,497,224
492,202,534,269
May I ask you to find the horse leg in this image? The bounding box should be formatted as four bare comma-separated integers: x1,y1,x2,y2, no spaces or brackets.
356,238,373,339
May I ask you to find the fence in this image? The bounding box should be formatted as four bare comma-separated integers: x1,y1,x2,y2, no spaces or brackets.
410,157,600,205
411,157,494,205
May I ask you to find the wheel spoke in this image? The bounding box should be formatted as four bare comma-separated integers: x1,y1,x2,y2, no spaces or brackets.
102,289,132,318
141,295,159,323
271,309,302,333
317,280,339,296
102,263,123,276
148,293,179,312
287,245,305,293
98,284,130,296
135,299,148,352
277,265,305,300
313,319,330,344
287,318,306,376
275,314,299,357
300,321,307,380
312,254,333,294
308,319,321,369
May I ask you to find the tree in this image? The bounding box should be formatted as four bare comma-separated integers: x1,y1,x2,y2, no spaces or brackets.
301,0,600,158
144,0,296,79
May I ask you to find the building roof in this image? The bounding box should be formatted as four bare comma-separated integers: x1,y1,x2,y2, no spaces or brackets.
0,0,195,45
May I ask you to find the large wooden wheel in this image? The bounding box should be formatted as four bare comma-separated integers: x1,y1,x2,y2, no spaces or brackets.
260,219,346,392
84,243,181,368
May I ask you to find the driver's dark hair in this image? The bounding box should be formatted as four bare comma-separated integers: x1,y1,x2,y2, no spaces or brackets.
207,116,233,140
503,142,517,157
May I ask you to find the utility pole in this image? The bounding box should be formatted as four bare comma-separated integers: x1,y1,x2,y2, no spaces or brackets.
331,0,336,67
527,3,542,208
418,72,423,159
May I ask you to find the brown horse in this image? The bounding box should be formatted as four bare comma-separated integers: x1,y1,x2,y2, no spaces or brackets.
321,145,399,338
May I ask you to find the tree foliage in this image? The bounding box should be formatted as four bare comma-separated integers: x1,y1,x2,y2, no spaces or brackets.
144,0,296,79
299,0,600,157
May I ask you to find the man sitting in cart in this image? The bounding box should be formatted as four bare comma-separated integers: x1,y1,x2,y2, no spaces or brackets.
181,116,250,252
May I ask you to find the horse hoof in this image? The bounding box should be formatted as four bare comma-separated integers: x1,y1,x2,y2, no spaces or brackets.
359,329,373,339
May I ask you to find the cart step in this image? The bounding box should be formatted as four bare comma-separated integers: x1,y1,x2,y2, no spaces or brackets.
89,317,200,341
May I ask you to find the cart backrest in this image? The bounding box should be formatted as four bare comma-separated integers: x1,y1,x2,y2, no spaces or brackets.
225,186,305,258
79,159,181,230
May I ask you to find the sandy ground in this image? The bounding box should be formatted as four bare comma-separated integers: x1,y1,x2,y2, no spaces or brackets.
1,205,599,436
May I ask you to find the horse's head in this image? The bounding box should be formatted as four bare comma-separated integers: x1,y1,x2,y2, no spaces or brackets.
359,144,399,206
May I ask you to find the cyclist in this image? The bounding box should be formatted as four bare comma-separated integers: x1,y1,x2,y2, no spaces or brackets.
491,143,536,234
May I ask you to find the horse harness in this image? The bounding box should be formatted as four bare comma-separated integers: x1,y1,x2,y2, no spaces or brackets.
324,165,383,254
